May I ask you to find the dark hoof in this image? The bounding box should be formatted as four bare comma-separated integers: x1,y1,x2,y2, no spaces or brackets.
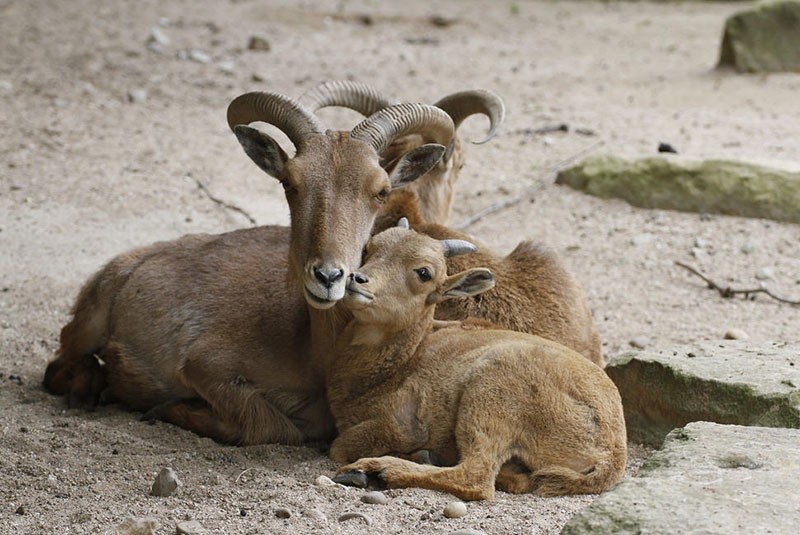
333,470,369,488
140,407,162,422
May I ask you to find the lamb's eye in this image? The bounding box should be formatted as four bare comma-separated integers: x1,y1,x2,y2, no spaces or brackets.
415,267,432,282
375,188,390,202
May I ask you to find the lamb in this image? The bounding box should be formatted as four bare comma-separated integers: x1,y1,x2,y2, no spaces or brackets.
378,189,604,365
43,91,455,445
325,221,627,501
299,80,505,226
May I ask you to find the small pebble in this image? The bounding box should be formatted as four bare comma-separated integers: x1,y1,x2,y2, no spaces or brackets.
694,237,707,248
631,233,655,246
188,49,211,64
251,72,266,82
443,501,468,519
361,491,390,505
14,505,25,515
541,135,555,146
113,517,159,535
338,512,372,525
147,27,170,47
755,267,774,281
150,467,182,497
274,507,292,519
0,80,13,92
247,35,271,51
158,17,171,27
450,530,488,535
218,60,235,75
658,142,678,154
690,247,705,259
315,475,336,486
302,509,328,523
176,520,205,534
127,88,148,104
724,328,749,340
741,243,756,255
629,336,650,350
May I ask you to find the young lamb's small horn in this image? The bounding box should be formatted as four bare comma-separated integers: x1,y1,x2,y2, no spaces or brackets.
441,239,477,257
397,217,410,229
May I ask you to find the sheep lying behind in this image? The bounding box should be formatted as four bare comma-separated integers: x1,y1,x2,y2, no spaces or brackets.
378,189,604,366
326,223,626,500
299,80,505,225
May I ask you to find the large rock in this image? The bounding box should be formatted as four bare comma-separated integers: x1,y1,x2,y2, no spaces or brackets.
606,341,800,446
718,0,800,73
562,422,800,535
556,155,800,224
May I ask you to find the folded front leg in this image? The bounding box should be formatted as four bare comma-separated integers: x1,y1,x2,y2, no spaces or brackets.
339,455,497,501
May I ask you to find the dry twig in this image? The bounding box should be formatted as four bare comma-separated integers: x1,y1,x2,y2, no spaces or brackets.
235,468,252,483
675,261,800,306
455,140,604,230
193,176,258,226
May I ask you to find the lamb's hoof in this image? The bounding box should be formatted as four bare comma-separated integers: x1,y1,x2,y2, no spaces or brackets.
333,470,369,488
140,406,165,423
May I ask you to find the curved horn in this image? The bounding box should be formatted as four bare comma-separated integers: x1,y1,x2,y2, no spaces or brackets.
396,217,410,229
350,103,454,155
298,80,398,117
434,89,505,144
441,239,477,258
227,92,324,149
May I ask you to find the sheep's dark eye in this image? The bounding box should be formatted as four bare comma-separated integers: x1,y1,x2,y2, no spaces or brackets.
376,188,390,202
415,267,432,282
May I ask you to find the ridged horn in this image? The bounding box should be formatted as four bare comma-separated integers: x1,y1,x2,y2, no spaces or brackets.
226,92,324,149
298,80,398,117
434,89,505,144
350,103,454,155
441,239,477,258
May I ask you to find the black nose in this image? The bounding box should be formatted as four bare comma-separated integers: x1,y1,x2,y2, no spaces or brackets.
350,272,369,284
313,266,344,288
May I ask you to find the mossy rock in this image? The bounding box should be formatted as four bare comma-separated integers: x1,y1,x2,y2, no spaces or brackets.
718,0,800,72
605,341,800,447
556,154,800,224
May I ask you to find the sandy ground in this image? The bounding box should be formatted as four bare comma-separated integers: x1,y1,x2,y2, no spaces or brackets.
1,0,799,533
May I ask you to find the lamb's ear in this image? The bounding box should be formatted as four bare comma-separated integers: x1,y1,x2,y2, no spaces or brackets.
233,125,289,180
388,143,446,188
428,268,495,304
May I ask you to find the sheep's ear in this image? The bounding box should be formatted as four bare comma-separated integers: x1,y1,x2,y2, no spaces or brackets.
428,268,495,304
388,143,446,188
233,125,289,180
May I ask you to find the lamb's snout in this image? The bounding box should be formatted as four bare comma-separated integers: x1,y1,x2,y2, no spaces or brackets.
345,272,374,304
